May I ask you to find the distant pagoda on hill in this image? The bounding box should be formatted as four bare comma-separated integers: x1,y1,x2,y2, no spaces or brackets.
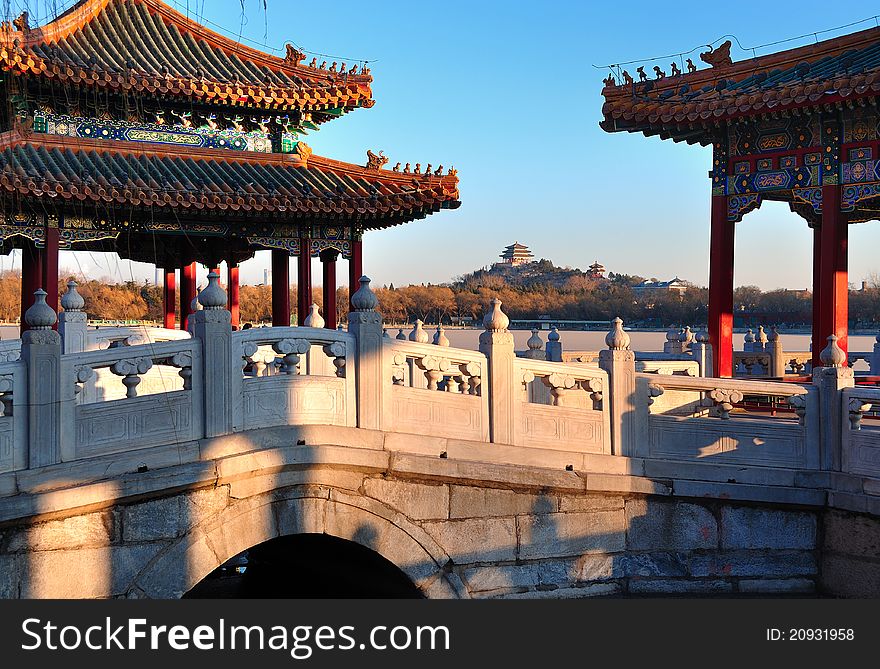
498,242,534,267
587,260,606,278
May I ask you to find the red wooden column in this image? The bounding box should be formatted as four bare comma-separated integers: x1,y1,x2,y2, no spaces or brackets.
811,224,823,369
41,226,60,327
708,194,735,377
348,237,363,311
271,250,290,327
20,241,42,334
227,262,240,330
163,268,177,329
320,249,339,329
180,261,197,330
817,184,848,363
297,234,312,327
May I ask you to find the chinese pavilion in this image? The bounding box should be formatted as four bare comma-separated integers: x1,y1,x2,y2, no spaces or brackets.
0,0,460,332
600,25,880,376
499,242,534,266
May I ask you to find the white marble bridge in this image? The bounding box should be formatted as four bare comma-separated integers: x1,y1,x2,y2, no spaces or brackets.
0,274,879,598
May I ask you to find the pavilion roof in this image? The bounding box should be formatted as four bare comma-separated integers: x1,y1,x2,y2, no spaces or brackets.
600,25,880,144
0,132,459,228
0,0,373,114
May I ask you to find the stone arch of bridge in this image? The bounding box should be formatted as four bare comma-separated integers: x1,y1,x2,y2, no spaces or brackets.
131,486,468,600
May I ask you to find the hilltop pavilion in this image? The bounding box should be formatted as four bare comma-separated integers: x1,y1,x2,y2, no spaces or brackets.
499,242,534,267
0,0,460,332
601,26,880,376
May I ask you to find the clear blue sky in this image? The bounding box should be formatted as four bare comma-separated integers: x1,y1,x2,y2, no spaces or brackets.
7,0,880,290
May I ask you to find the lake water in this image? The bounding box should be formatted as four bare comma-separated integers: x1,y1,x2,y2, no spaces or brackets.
2,325,876,357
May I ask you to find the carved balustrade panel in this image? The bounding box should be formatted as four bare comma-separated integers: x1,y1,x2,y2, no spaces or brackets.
637,373,818,469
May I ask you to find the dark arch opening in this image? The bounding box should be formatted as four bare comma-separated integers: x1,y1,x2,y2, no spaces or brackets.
184,533,424,599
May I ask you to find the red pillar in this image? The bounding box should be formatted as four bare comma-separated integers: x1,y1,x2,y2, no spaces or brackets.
708,194,734,378
20,241,41,334
163,269,177,329
180,261,197,330
297,235,312,327
271,250,290,327
817,184,848,363
41,227,60,328
811,224,823,369
348,238,363,310
320,250,338,329
228,262,240,330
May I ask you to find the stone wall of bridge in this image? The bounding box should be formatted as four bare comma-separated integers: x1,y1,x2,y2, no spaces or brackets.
0,442,828,599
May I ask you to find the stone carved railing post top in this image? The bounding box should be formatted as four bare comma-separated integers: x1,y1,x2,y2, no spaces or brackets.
25,289,57,330
191,284,204,312
434,325,450,347
304,303,325,328
409,320,430,343
198,272,227,310
350,276,378,312
60,281,85,312
528,329,543,351
820,335,847,368
606,317,631,351
483,298,510,332
396,328,406,341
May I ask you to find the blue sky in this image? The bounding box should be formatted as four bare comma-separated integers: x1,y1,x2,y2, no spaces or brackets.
8,0,880,289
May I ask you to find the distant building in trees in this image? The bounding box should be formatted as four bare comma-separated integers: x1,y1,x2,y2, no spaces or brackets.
587,261,606,279
497,242,535,267
632,277,690,298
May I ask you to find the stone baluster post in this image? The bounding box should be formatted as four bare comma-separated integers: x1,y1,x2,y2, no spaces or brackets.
348,276,384,430
304,303,328,376
599,318,646,457
767,326,786,378
522,329,546,360
545,326,563,362
743,329,755,353
813,335,854,471
663,327,681,354
59,281,87,354
191,272,232,438
22,290,63,468
690,330,712,378
479,299,516,445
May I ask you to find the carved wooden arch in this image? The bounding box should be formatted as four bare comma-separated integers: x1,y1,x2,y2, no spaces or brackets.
131,487,467,600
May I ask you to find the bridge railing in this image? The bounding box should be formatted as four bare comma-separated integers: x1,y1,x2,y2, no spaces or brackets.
232,326,356,432
59,338,204,462
383,338,489,442
4,277,878,488
512,357,611,454
0,358,26,474
633,373,819,469
841,386,880,479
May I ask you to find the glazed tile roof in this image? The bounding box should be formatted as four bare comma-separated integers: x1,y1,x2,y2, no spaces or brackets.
601,25,880,143
0,0,373,113
0,132,459,227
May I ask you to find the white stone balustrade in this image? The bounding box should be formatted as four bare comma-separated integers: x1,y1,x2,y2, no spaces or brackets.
58,338,204,462
841,386,880,478
3,283,880,503
384,337,489,441
635,372,819,469
233,325,356,432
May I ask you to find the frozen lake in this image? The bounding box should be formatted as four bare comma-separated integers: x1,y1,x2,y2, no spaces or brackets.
2,325,876,356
